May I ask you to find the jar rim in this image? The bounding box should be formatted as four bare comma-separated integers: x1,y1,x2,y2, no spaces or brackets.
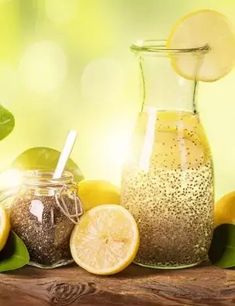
130,40,209,56
23,170,74,187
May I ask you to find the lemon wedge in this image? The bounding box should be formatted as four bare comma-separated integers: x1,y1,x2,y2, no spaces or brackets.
0,205,10,251
214,192,235,227
70,204,139,275
167,9,235,81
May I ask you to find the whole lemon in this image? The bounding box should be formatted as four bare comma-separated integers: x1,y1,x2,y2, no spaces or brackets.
77,180,120,211
0,205,10,251
214,191,235,227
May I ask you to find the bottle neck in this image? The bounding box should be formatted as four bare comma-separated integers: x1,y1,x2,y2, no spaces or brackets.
138,55,198,114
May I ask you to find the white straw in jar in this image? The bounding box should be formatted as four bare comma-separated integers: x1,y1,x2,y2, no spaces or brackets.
53,130,77,179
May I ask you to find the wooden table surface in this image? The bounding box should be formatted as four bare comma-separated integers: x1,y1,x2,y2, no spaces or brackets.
0,263,234,306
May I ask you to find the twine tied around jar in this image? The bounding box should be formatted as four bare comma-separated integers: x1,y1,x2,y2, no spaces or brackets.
55,184,83,224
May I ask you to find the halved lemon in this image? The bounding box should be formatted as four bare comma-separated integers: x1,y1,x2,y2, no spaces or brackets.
70,204,139,275
167,9,235,81
214,191,235,227
0,205,10,251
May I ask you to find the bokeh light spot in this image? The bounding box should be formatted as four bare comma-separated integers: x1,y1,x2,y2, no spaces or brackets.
45,0,77,24
19,40,67,93
81,58,125,104
0,169,22,189
0,63,19,104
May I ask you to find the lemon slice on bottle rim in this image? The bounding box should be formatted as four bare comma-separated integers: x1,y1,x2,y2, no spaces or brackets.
70,204,139,275
167,9,235,81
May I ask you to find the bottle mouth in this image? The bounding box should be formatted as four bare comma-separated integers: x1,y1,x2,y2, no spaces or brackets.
131,40,209,56
23,170,74,187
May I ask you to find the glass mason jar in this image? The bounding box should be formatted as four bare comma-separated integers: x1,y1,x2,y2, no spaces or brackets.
121,40,214,269
9,170,83,269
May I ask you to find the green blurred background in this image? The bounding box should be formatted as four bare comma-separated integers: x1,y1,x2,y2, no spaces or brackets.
0,0,234,199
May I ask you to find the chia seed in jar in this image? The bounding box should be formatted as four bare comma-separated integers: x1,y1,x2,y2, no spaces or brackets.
10,171,83,268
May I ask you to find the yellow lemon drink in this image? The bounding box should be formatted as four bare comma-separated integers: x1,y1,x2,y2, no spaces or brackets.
122,110,214,268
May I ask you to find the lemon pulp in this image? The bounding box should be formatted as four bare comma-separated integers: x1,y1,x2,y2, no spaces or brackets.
70,204,139,275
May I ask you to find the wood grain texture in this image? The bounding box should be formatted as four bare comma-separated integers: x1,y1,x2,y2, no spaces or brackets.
0,264,235,306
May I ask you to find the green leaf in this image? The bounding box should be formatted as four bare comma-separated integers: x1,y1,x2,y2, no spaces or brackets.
0,104,15,140
0,231,29,272
209,223,235,268
12,146,84,182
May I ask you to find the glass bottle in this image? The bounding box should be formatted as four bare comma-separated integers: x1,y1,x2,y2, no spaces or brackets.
121,40,214,269
10,170,83,269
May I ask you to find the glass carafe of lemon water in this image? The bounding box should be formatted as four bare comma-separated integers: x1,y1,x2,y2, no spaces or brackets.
121,40,214,269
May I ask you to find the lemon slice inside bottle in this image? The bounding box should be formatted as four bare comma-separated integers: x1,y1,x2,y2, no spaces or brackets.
70,204,139,275
167,9,235,81
0,205,10,251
